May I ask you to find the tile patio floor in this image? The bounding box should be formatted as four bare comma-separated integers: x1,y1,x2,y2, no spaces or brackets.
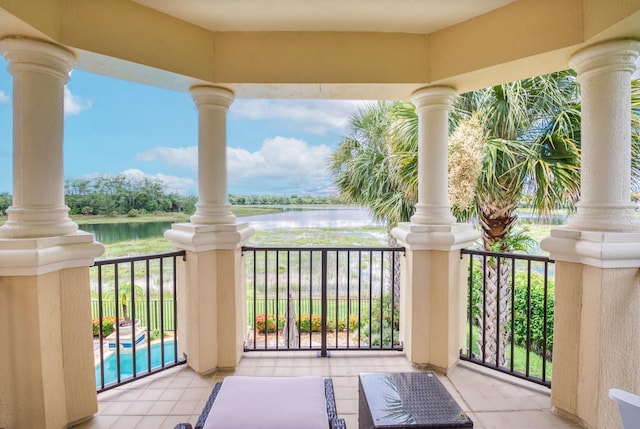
74,351,583,429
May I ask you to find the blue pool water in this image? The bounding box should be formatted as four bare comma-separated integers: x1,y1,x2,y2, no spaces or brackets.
96,341,177,387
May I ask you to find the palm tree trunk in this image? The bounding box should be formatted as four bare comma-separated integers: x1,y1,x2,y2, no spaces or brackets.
476,198,517,367
386,226,401,306
477,257,512,366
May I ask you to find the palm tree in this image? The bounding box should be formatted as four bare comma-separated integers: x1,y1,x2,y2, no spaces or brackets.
329,101,415,240
332,75,639,366
333,72,587,367
103,282,145,324
329,101,412,303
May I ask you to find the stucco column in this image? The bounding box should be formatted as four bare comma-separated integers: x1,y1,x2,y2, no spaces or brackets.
165,85,253,374
567,40,640,232
189,86,236,225
0,37,104,429
0,38,77,238
392,86,479,373
541,39,640,429
410,86,457,225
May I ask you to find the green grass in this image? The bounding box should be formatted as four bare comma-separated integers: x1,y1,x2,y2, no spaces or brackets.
91,299,175,331
100,237,177,258
0,207,284,227
247,227,387,247
71,213,189,225
465,325,552,382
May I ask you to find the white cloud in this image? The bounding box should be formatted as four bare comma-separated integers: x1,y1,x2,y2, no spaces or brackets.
228,136,332,183
230,99,364,136
120,169,195,194
0,90,9,103
136,136,335,195
136,146,198,170
64,86,92,116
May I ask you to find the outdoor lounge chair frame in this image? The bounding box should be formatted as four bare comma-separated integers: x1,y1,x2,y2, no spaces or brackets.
174,378,346,429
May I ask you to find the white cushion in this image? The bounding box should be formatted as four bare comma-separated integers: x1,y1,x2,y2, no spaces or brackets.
203,376,330,429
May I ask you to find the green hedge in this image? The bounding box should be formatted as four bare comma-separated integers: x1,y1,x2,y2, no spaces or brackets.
468,263,554,356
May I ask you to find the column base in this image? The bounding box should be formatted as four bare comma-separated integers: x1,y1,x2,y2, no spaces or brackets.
0,231,105,275
567,202,640,232
0,206,79,238
410,204,457,226
190,204,237,225
540,226,640,268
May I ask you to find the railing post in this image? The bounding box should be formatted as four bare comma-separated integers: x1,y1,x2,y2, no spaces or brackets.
319,249,329,357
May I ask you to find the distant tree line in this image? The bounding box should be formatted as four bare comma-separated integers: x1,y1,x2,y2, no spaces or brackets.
64,176,197,216
228,194,344,205
0,192,10,216
0,181,345,217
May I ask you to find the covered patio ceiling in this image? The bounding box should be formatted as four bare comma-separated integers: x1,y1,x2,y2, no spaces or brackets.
0,0,639,98
130,0,516,33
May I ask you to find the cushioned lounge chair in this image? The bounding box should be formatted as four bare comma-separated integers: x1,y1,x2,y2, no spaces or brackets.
174,376,346,429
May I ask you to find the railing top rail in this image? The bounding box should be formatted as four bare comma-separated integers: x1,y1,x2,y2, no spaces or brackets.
242,246,405,253
93,250,186,266
460,248,553,263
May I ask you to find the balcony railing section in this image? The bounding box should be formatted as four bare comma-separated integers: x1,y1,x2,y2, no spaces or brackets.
460,249,554,387
91,251,186,392
243,246,404,354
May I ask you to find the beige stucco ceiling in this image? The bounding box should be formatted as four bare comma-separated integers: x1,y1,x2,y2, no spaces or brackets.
0,0,639,99
130,0,515,33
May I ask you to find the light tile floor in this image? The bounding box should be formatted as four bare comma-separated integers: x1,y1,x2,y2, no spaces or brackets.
74,351,583,429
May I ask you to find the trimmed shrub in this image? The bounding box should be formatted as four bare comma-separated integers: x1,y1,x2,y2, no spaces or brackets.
92,316,118,337
255,313,284,333
296,314,323,332
360,294,400,347
513,272,554,356
468,263,554,357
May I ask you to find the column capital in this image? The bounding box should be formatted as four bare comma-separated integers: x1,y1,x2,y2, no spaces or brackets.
570,39,640,80
0,37,76,81
190,85,234,111
410,86,457,112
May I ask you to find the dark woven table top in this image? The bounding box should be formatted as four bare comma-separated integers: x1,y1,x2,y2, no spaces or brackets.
359,372,472,428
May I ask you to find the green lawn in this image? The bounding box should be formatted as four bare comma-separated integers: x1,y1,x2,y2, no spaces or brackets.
465,325,552,382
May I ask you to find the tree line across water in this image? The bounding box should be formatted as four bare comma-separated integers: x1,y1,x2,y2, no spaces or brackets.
0,176,344,217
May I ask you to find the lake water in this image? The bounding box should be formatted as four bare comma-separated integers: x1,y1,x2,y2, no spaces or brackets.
79,207,565,244
80,207,378,243
237,206,379,230
80,221,174,244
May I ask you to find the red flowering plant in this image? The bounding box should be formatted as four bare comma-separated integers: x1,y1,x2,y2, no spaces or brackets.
255,313,284,333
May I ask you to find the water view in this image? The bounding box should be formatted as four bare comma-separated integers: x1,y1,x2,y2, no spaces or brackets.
237,206,379,230
80,206,379,243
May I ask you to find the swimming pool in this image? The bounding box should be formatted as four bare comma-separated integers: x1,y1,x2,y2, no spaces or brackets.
96,340,178,387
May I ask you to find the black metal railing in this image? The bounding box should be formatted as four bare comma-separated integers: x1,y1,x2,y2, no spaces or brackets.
243,246,404,355
460,248,554,387
91,251,186,392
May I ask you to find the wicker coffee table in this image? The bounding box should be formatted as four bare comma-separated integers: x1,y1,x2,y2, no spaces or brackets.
358,372,473,428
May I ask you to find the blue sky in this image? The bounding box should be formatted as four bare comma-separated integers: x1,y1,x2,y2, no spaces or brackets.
1,59,638,198
0,57,366,196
